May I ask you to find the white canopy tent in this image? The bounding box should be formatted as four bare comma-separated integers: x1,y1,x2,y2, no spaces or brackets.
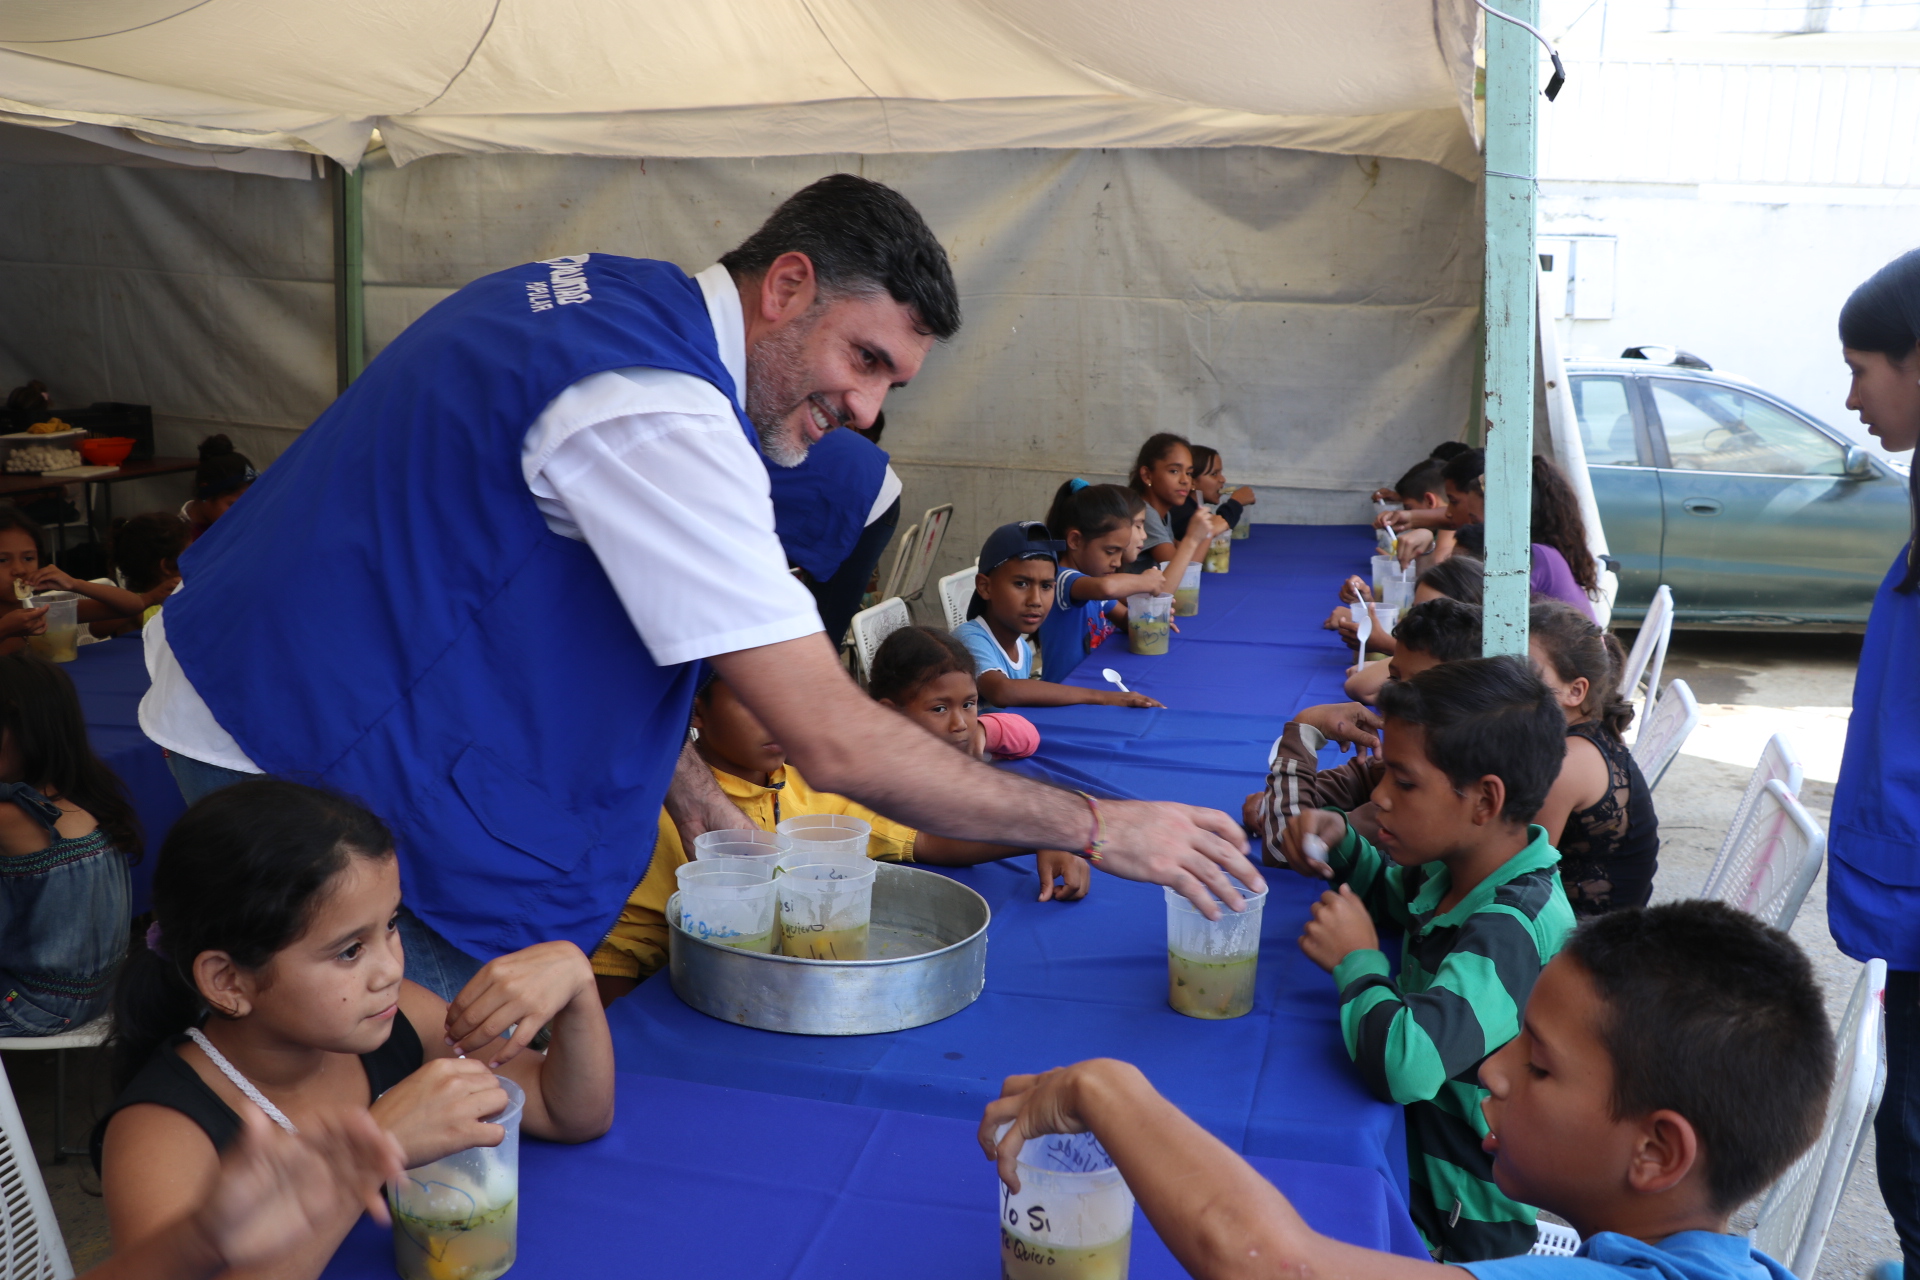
0,0,1579,603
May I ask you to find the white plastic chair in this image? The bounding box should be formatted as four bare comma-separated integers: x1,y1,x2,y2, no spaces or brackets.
0,1056,77,1280
938,563,978,633
1698,735,1807,903
1619,584,1673,724
0,1014,110,1160
1530,1220,1582,1257
1699,779,1827,932
1752,958,1887,1280
848,596,912,683
878,504,953,605
1629,677,1699,791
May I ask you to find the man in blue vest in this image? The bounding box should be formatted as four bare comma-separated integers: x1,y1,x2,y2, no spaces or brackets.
141,175,1259,1006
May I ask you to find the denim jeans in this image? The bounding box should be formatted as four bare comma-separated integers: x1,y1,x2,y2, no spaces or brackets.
165,752,258,806
1881,971,1920,1276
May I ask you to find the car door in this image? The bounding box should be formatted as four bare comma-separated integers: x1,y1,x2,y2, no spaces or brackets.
1568,373,1664,620
1643,376,1906,624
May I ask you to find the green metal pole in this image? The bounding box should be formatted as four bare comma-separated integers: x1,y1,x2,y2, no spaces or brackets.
332,161,366,392
1480,0,1539,657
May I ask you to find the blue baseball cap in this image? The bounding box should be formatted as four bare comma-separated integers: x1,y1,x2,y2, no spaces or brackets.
978,521,1065,576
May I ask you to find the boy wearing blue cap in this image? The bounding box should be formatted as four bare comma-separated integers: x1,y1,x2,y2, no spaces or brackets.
954,521,1163,710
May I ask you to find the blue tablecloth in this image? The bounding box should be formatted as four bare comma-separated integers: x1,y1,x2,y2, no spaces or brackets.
66,634,183,915
320,1073,1427,1280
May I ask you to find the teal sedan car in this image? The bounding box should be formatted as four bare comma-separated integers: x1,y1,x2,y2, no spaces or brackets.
1569,358,1909,628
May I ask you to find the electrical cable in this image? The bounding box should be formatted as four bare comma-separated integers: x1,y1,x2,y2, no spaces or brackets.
1468,0,1569,100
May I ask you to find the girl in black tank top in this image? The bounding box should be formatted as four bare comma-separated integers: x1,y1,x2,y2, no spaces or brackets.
97,780,616,1275
1528,603,1661,917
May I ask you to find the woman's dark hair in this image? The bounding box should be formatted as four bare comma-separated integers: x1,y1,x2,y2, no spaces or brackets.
1393,598,1482,661
1530,601,1633,739
1438,450,1598,594
868,626,976,705
1429,441,1471,462
110,512,192,593
0,504,47,561
718,174,960,341
1046,481,1136,542
1128,433,1191,496
1840,249,1920,592
194,435,257,502
0,653,141,860
1417,554,1485,605
1187,444,1221,481
1564,901,1833,1213
110,780,393,1091
1530,455,1599,593
1376,655,1565,824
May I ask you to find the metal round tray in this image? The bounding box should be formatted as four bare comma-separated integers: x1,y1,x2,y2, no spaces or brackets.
667,861,989,1035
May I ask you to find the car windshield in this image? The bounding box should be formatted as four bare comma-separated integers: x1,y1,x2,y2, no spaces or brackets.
1648,380,1845,477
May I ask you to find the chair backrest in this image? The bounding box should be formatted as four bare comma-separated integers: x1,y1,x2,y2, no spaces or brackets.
1752,958,1887,1280
938,564,978,633
1699,735,1807,903
1700,779,1827,932
874,523,919,605
1530,1221,1582,1257
848,596,912,683
1629,677,1699,791
0,1058,75,1280
1618,584,1674,723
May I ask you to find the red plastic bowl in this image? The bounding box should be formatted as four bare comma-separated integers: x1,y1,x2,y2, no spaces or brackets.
79,437,134,466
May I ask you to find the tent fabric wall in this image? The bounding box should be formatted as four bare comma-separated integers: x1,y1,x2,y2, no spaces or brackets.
0,146,1480,588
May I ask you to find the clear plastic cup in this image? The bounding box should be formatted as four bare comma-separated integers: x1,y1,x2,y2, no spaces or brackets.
1173,561,1202,617
1232,517,1250,541
776,813,870,861
26,591,79,663
774,855,877,960
1165,883,1268,1020
1125,592,1172,656
999,1130,1135,1279
692,828,791,863
1369,554,1399,600
1204,531,1231,573
674,860,777,952
391,1077,523,1280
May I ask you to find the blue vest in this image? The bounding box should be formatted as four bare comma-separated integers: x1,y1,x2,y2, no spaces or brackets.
768,426,891,580
166,255,754,960
1832,545,1920,890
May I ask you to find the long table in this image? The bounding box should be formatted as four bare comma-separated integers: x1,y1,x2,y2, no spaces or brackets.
322,1073,1426,1280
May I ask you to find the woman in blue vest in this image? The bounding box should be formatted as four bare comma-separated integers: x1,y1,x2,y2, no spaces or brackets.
1829,248,1920,1280
141,175,1262,1005
769,421,901,646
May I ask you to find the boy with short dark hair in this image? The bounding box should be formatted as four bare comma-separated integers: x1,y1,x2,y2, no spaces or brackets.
981,899,1832,1280
1249,598,1482,862
1276,655,1575,1260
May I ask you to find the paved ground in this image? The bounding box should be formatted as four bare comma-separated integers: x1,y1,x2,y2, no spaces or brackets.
6,630,1897,1276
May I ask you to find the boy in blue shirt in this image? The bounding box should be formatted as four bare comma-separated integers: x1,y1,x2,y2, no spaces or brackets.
980,898,1831,1280
954,521,1161,710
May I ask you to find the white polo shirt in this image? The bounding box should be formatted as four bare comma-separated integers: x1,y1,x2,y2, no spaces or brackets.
141,263,823,772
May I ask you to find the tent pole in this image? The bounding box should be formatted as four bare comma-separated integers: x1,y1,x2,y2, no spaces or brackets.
332,161,366,392
1479,0,1539,658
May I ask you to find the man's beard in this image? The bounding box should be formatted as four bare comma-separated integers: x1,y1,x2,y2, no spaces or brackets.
744,304,828,468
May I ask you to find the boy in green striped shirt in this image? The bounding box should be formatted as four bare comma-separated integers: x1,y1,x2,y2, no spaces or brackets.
1279,656,1576,1262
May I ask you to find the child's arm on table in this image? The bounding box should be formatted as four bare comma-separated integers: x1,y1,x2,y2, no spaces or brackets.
912,834,1090,901
403,940,615,1146
981,1060,1438,1280
1345,656,1393,703
976,668,1163,710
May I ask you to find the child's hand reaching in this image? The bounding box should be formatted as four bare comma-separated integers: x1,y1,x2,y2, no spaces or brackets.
1395,528,1435,567
1036,848,1090,902
31,565,80,593
1337,575,1373,605
1299,884,1379,973
0,606,48,640
1278,809,1345,880
1295,702,1383,755
1095,689,1164,709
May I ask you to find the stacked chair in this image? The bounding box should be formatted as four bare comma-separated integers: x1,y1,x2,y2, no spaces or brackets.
0,1058,76,1280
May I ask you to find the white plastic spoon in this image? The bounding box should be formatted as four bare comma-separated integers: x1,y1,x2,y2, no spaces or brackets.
1102,667,1130,694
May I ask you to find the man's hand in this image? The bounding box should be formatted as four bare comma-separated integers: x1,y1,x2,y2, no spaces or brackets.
1278,808,1346,880
663,740,755,848
1094,799,1260,918
1299,884,1379,973
1036,848,1090,902
1296,702,1384,755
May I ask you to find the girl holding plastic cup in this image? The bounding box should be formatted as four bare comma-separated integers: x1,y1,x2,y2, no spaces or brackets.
96,779,615,1280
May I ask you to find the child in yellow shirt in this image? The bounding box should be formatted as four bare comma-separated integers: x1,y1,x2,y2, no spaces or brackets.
592,672,1086,1003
